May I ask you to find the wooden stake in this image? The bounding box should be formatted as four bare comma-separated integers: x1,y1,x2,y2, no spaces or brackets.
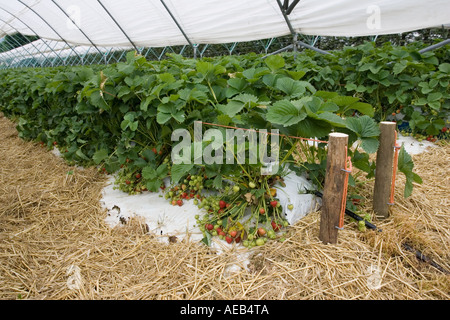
319,133,348,244
373,121,396,219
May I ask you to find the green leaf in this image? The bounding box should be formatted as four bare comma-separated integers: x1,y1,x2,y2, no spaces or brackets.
360,137,379,154
345,116,380,138
142,166,157,180
285,116,332,139
275,78,315,97
93,149,109,164
140,96,154,112
316,112,347,127
349,102,374,117
75,148,89,161
156,112,172,125
266,100,307,126
213,175,223,189
171,110,185,123
265,55,285,72
314,91,339,100
438,62,450,74
217,94,258,118
286,70,306,80
242,67,270,83
331,96,360,107
201,231,212,246
397,144,422,198
262,74,281,88
156,163,169,177
158,72,176,84
89,90,109,110
146,179,162,193
428,92,442,102
171,163,194,184
217,114,232,126
393,61,407,75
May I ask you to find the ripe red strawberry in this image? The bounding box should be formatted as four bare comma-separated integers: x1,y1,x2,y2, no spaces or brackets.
235,236,241,243
225,236,233,244
259,208,265,215
271,221,280,232
125,180,131,185
135,173,141,179
229,230,237,238
270,200,278,208
177,199,183,206
257,227,266,236
206,224,214,231
219,200,226,209
219,231,226,237
216,227,223,233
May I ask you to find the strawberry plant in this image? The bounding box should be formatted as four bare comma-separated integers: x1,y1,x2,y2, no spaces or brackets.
0,43,433,247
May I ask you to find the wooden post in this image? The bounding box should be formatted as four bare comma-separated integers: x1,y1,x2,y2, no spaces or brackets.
319,133,348,244
373,121,396,219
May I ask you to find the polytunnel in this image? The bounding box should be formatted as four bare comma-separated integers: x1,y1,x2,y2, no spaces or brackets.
0,0,450,302
0,0,449,67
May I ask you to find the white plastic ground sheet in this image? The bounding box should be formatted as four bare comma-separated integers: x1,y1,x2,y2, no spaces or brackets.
396,133,438,155
100,170,318,274
101,171,319,244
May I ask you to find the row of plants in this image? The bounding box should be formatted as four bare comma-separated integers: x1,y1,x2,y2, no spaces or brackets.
0,42,437,246
296,41,450,138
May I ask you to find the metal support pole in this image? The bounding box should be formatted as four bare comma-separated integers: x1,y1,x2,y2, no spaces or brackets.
419,38,450,53
285,0,301,15
262,44,293,59
0,22,37,66
276,0,296,35
160,0,196,58
96,0,138,51
0,6,61,66
0,38,23,67
51,0,105,60
18,0,83,65
297,40,332,55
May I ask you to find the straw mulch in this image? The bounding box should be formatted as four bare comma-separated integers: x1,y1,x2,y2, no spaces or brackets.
0,113,448,300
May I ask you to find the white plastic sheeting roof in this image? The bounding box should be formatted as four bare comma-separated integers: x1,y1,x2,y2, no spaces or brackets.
0,0,449,49
0,38,127,65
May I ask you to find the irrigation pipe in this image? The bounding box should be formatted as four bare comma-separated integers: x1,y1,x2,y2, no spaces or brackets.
312,190,450,274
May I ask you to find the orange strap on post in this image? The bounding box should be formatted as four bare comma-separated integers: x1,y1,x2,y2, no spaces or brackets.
389,131,401,205
337,150,352,230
